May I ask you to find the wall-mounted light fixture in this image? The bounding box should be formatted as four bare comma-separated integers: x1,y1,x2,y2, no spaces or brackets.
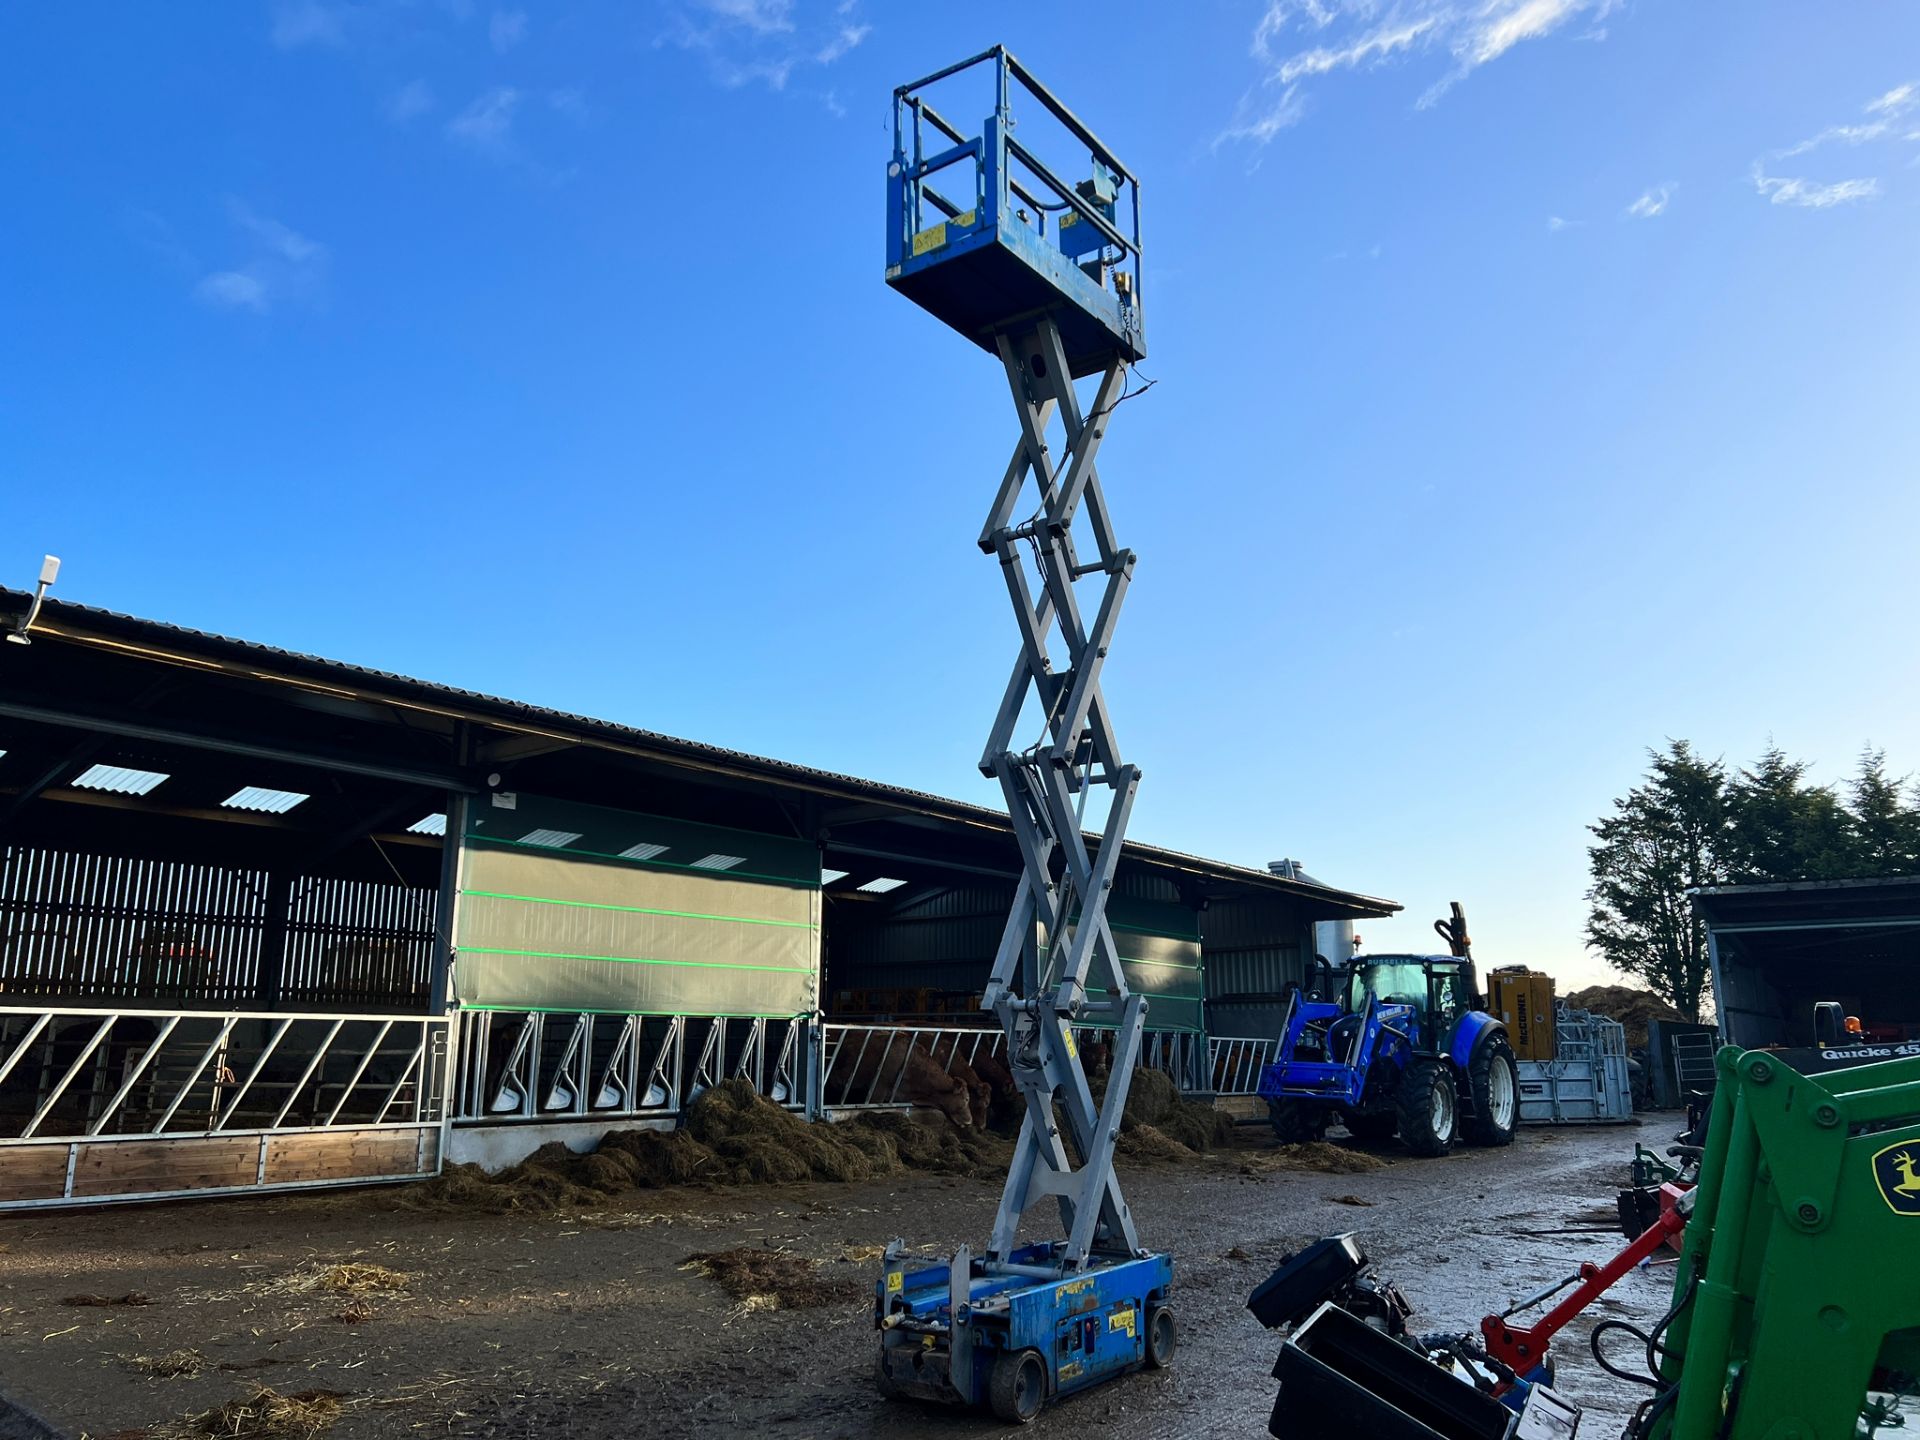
5,555,61,646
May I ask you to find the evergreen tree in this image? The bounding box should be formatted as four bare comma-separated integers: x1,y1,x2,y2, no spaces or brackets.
1723,745,1854,882
1585,741,1727,1023
1847,747,1920,875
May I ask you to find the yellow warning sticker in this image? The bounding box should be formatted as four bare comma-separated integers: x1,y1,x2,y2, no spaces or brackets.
886,1272,903,1293
1064,1028,1078,1060
1108,1306,1137,1339
910,210,976,257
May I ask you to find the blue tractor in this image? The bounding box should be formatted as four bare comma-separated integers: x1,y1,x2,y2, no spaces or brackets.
1256,906,1519,1156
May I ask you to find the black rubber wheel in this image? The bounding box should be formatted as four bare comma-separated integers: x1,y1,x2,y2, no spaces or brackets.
1342,1110,1398,1142
874,1347,902,1400
1395,1058,1458,1157
1268,1099,1329,1144
988,1348,1047,1424
1462,1035,1519,1147
1145,1305,1177,1369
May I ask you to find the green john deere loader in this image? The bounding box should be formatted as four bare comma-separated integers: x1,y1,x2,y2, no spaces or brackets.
1252,1042,1920,1440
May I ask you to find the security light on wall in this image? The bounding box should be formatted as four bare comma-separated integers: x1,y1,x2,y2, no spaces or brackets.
5,555,60,646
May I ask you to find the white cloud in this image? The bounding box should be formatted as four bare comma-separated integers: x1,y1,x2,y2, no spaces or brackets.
1253,0,1338,59
1277,17,1438,85
1777,120,1889,158
698,0,794,35
1546,215,1582,232
1222,0,1623,145
447,86,521,150
1213,85,1308,149
1751,82,1913,209
815,23,868,64
1624,183,1674,219
489,8,527,53
1466,0,1582,67
196,270,269,312
1774,81,1917,158
662,1,871,95
548,88,589,123
269,0,344,49
194,203,326,314
387,79,435,124
1750,165,1879,209
1866,82,1917,119
229,202,324,264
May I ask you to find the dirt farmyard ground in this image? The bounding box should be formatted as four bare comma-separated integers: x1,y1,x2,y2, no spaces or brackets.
0,1120,1671,1439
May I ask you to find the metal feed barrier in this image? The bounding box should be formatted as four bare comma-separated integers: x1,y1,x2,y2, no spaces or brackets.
452,1010,807,1124
0,1004,449,1209
1209,1035,1281,1096
819,1021,1208,1113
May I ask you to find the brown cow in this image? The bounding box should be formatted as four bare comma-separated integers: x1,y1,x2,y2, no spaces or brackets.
970,1051,1022,1129
832,1036,974,1131
924,1034,994,1130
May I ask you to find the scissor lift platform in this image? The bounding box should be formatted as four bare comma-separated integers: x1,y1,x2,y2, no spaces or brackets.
878,1243,1174,1422
886,48,1145,378
875,46,1170,1425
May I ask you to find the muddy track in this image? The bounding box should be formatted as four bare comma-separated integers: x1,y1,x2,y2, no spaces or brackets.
0,1123,1671,1438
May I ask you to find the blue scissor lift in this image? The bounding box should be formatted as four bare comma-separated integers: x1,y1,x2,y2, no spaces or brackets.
874,48,1174,1424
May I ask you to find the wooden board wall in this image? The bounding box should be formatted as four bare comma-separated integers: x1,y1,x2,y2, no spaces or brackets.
0,1144,71,1203
1,1126,440,1206
263,1127,434,1184
70,1135,261,1197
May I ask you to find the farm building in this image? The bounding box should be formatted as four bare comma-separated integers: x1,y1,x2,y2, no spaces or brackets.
0,589,1396,1207
1694,875,1920,1051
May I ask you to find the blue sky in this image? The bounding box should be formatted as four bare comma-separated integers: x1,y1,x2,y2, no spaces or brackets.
4,2,1918,986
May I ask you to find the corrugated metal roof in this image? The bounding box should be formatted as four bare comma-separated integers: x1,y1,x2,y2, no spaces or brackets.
1,588,1400,916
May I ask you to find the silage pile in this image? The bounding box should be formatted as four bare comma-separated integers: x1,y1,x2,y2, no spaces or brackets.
1565,984,1682,1050
410,1079,1011,1212
1110,1068,1237,1160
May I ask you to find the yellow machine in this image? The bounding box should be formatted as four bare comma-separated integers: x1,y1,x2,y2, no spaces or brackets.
1488,968,1557,1062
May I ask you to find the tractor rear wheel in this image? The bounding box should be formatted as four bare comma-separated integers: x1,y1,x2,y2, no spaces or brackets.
1462,1036,1519,1147
1268,1099,1328,1145
1395,1058,1458,1157
1342,1110,1398,1143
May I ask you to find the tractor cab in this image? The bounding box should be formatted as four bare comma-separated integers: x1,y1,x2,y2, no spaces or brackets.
1342,957,1475,1047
